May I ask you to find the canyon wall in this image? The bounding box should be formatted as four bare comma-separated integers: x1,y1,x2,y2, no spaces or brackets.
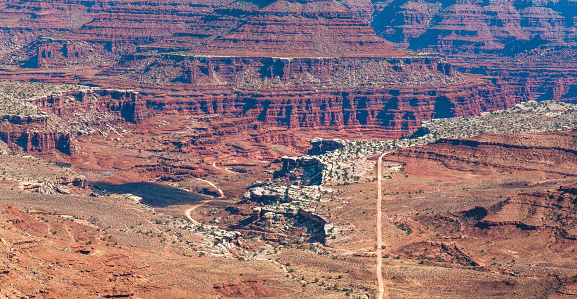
33,89,148,124
156,82,519,135
371,0,577,54
0,0,554,161
131,54,522,140
0,131,74,155
368,0,577,104
0,89,144,155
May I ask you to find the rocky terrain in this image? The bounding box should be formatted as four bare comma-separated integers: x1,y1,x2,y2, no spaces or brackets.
2,0,577,298
369,0,577,105
200,103,577,297
0,0,532,141
0,193,317,298
6,83,577,297
273,100,577,188
185,100,577,297
243,100,575,232
371,0,577,54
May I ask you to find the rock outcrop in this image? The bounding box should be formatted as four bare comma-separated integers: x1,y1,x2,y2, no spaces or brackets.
391,130,577,178
0,0,533,144
0,88,145,155
198,0,404,58
0,130,73,155
242,183,329,243
473,184,577,238
308,137,346,155
365,0,577,107
273,155,324,185
33,89,147,124
372,0,577,54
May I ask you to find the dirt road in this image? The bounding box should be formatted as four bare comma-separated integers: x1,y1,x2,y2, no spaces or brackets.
184,201,210,224
377,152,387,299
195,178,225,198
212,162,240,174
185,178,225,223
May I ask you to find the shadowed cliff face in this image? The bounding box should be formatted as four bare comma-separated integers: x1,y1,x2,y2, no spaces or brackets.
371,0,577,55
0,0,527,141
366,0,577,104
0,0,565,168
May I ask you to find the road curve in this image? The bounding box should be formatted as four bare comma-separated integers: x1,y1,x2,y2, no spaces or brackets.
185,178,225,223
195,178,225,198
377,152,388,299
185,201,211,224
212,162,240,174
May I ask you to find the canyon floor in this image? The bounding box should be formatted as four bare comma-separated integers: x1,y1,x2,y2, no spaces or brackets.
2,102,577,298
2,0,577,297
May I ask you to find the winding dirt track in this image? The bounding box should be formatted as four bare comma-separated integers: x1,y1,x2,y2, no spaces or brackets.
195,178,225,198
212,162,240,174
184,178,225,223
377,153,388,299
188,158,389,298
184,201,210,224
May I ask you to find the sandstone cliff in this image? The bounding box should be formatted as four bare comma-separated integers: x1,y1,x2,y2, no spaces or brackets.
0,88,144,155
0,0,548,164
372,0,577,54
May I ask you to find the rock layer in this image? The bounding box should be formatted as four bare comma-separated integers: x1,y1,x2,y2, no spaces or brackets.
372,0,577,53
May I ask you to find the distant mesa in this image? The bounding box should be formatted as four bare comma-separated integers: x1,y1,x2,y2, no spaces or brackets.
196,0,407,58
